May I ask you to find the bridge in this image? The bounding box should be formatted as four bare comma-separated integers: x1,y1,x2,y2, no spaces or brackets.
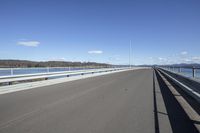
0,67,199,133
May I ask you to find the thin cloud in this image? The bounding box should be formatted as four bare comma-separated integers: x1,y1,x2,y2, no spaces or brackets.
181,51,188,55
158,57,167,61
192,56,200,62
17,41,40,47
88,50,103,54
48,57,66,61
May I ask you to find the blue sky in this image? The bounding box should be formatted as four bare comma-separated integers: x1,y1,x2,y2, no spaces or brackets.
0,0,200,65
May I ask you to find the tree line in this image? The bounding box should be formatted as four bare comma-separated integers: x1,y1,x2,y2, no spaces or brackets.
0,60,110,68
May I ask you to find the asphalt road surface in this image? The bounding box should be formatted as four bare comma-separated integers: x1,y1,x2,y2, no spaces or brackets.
0,69,161,133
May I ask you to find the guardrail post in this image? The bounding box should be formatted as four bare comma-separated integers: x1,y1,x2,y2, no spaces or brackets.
47,67,50,73
192,68,196,78
178,67,181,73
11,68,14,76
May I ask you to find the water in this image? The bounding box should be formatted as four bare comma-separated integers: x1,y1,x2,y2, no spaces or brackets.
168,68,200,79
2,67,198,79
0,67,94,77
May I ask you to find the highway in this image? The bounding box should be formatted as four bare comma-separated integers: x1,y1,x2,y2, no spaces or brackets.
0,69,198,133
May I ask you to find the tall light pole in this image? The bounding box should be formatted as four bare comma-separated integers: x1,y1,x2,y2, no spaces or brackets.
129,40,132,68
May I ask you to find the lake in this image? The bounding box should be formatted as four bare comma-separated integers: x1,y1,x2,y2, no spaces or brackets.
167,68,200,79
0,67,94,77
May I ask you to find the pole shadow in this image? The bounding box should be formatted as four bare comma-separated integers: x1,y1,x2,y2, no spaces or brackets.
153,71,160,133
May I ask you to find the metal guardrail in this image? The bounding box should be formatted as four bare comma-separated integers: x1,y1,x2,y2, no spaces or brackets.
161,66,200,78
0,67,108,77
157,67,200,104
156,68,200,132
0,68,128,85
0,69,94,79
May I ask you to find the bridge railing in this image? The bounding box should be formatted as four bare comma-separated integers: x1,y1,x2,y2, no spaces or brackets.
161,66,200,79
157,67,200,104
0,66,114,77
0,67,130,86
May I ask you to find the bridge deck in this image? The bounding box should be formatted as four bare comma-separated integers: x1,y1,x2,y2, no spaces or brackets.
0,69,198,133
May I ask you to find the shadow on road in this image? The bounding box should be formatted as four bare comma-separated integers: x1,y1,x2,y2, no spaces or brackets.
153,71,160,133
153,70,199,133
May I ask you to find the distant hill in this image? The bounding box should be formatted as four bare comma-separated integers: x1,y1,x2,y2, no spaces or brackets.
159,63,200,68
0,60,110,68
137,63,200,68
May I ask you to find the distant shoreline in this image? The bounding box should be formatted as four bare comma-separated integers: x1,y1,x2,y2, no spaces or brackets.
0,60,110,68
